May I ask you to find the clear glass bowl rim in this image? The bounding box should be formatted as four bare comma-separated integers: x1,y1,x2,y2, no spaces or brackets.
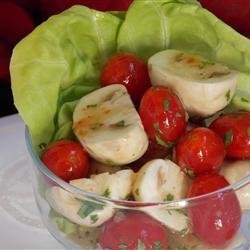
25,127,250,208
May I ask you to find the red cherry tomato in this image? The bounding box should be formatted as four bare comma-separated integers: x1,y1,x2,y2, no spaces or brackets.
209,112,250,159
41,139,90,182
98,211,168,250
139,86,187,147
188,173,241,248
100,53,151,104
176,127,225,177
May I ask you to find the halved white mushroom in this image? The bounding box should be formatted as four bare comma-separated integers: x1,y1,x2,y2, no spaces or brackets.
46,187,114,227
71,169,136,200
46,169,136,227
148,50,237,117
73,84,148,165
132,159,190,232
220,160,250,210
132,159,189,202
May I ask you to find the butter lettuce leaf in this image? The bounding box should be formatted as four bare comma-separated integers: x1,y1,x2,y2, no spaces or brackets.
11,0,250,154
117,0,250,110
11,6,123,153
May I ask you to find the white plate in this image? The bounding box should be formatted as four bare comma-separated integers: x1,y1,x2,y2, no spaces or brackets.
0,114,63,249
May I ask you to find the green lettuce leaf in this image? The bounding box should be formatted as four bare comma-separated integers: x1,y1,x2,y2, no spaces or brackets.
10,6,123,153
11,0,250,155
117,0,250,109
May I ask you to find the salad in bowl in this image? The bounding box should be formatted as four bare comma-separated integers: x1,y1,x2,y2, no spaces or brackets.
11,0,250,249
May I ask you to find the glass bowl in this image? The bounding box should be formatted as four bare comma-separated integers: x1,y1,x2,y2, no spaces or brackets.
25,128,250,250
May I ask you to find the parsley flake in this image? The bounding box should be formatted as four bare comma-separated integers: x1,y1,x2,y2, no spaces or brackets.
153,241,162,250
90,214,98,224
134,188,140,196
137,239,146,250
225,90,231,102
164,193,174,201
77,200,104,219
102,188,111,197
39,142,47,150
224,130,233,147
241,97,249,103
86,104,97,108
113,120,125,127
183,167,195,178
155,135,175,148
164,100,170,110
180,228,189,237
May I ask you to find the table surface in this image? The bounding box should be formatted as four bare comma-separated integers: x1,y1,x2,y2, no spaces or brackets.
0,114,63,249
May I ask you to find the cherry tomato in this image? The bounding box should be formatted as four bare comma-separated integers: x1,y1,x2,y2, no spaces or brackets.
139,86,187,148
41,139,90,182
98,211,168,250
209,112,250,159
188,173,241,248
100,53,151,104
176,127,225,177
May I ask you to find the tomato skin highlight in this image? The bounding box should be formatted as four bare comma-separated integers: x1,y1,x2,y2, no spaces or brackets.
176,127,225,177
209,112,250,159
100,53,151,104
98,211,168,250
41,139,90,182
139,86,187,147
188,173,241,248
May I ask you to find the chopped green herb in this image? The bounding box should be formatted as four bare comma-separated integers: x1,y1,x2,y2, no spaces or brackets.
119,243,128,249
90,214,98,224
106,159,115,165
175,209,188,216
86,104,97,108
39,142,47,150
183,167,195,178
102,188,111,197
77,200,104,219
124,193,133,200
164,99,170,110
164,193,174,201
153,241,162,250
167,210,172,215
180,228,189,237
113,120,126,127
241,97,249,103
155,135,175,148
153,122,159,131
198,60,215,69
224,130,233,147
247,127,250,137
134,188,140,196
90,122,103,130
137,239,146,250
225,90,231,102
